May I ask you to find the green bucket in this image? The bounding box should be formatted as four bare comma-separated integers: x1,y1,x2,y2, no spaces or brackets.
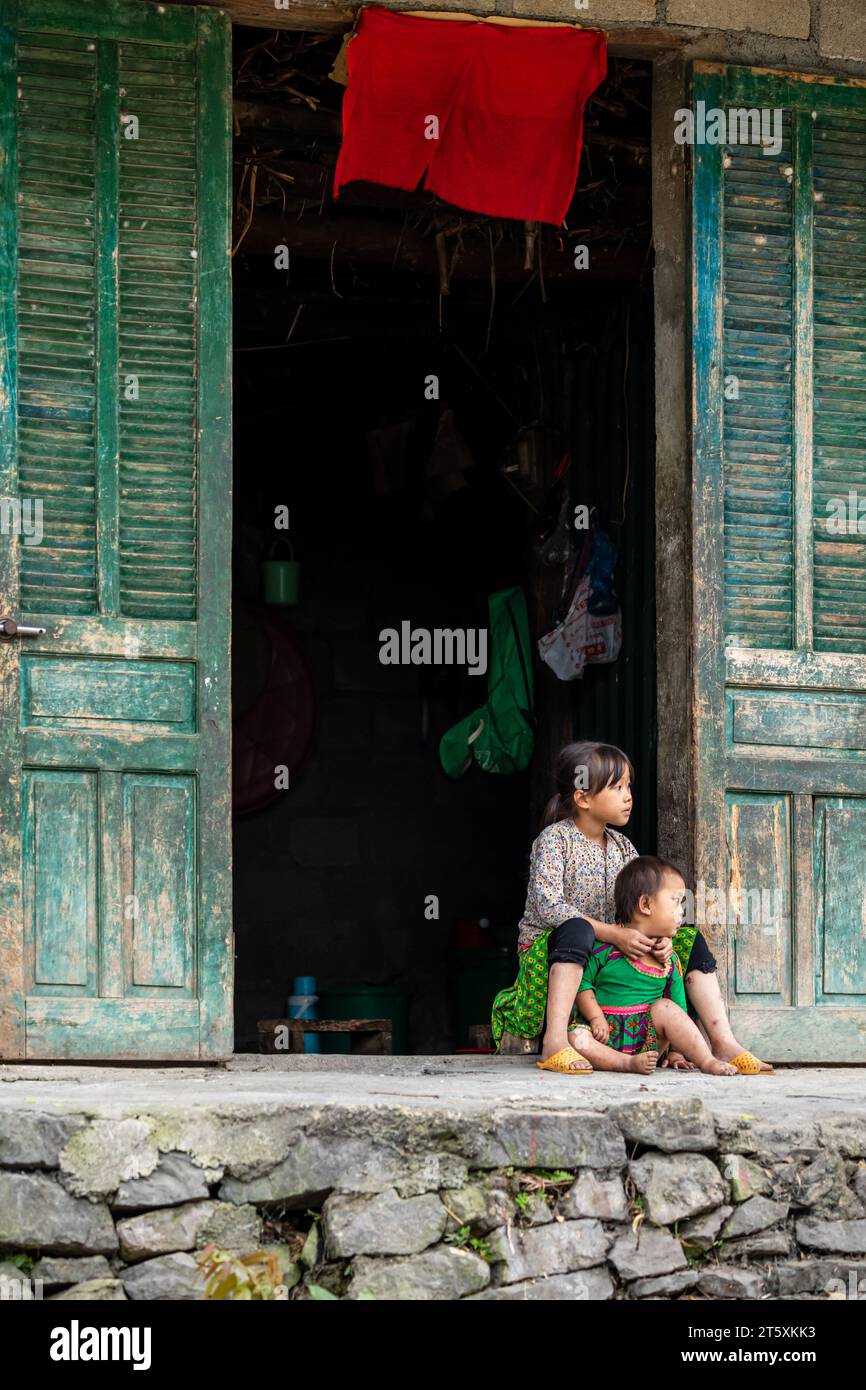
262,539,299,606
318,986,411,1055
453,947,515,1049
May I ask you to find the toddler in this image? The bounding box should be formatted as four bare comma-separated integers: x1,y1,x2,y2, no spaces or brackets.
571,856,739,1076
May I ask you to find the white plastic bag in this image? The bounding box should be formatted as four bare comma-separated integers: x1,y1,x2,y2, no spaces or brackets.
537,574,622,681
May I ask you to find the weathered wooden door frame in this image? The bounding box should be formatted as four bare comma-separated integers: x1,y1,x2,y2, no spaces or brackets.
651,53,694,893
0,0,233,1059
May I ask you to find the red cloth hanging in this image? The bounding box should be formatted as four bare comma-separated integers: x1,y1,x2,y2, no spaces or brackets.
334,8,606,226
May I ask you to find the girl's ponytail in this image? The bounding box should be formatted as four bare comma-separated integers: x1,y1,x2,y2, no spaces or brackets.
542,791,572,828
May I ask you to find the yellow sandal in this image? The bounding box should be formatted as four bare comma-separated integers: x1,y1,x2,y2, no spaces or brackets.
728,1050,775,1075
536,1045,593,1075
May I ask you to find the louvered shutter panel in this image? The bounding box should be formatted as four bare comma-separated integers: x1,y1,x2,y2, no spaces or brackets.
118,41,197,620
16,32,99,614
716,90,866,655
722,112,794,649
812,110,866,653
13,22,201,622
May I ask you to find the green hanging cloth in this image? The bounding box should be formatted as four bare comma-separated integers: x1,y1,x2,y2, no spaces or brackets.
439,587,535,778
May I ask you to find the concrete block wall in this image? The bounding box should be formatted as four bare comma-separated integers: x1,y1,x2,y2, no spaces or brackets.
338,0,866,69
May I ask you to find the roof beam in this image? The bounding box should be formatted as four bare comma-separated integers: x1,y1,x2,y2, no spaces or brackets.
235,209,649,281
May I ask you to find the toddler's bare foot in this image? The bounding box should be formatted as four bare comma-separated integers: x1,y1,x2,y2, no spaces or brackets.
625,1050,658,1075
701,1056,738,1076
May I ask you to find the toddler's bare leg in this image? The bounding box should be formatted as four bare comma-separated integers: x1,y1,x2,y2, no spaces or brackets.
649,1000,738,1075
568,1026,658,1075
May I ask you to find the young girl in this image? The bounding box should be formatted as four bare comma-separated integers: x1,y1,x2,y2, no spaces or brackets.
573,855,738,1075
491,740,773,1075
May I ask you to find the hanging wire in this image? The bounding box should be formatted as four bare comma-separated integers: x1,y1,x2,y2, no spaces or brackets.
484,224,496,355
329,239,344,298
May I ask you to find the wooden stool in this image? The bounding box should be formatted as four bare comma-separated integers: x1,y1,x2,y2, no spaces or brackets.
497,1029,541,1055
258,1017,393,1055
468,1024,494,1049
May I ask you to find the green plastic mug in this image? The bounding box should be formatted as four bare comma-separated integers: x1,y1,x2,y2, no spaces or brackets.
262,558,300,606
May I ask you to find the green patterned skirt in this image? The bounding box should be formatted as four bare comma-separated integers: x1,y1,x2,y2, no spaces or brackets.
491,925,699,1051
595,1004,660,1055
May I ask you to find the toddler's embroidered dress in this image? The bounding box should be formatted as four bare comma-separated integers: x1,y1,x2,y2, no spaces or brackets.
576,942,687,1053
491,818,698,1050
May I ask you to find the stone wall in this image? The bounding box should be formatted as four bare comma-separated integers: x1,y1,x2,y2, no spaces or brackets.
287,0,866,72
2,1097,865,1300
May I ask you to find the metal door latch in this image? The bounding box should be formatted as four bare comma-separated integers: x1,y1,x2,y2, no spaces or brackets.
0,617,47,639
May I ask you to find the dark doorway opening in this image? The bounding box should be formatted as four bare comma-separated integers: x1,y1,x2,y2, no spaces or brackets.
229,28,655,1053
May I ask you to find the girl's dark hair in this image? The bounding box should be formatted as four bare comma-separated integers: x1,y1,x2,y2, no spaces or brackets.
541,741,634,829
614,855,683,924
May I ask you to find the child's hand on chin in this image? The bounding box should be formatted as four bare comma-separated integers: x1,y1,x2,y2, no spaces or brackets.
618,926,656,959
591,1018,610,1043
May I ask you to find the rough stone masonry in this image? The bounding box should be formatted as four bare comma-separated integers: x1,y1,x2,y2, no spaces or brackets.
299,0,866,69
1,1060,866,1300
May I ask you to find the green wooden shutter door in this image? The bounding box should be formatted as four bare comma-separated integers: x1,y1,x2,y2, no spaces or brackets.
693,64,866,1062
0,0,232,1060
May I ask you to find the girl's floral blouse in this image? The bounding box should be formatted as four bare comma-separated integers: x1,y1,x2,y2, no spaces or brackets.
517,818,638,950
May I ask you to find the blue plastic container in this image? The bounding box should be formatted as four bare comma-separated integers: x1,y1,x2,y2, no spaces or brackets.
287,974,320,1053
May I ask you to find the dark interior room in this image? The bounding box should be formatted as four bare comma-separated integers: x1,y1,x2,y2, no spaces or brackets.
229,28,656,1053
